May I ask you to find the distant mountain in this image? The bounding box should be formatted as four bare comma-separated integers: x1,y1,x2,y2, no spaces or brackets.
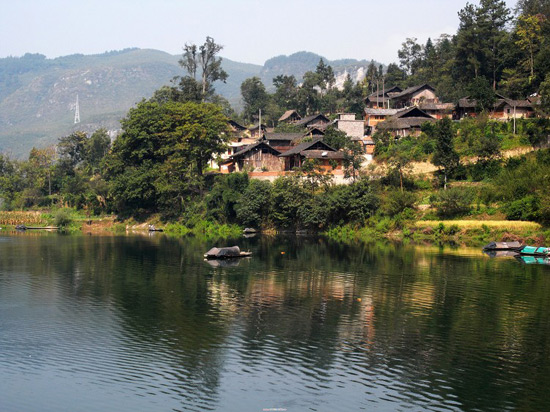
0,49,380,157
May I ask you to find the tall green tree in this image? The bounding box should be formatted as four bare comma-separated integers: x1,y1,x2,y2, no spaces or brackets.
432,118,459,189
240,77,270,124
176,37,228,103
106,100,229,215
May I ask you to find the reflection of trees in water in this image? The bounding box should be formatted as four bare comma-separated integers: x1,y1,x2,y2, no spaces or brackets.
3,234,550,410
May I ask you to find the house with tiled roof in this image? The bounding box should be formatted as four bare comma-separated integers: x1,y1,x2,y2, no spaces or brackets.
278,110,302,124
295,113,331,128
390,84,438,109
279,139,344,171
455,94,536,120
376,107,436,137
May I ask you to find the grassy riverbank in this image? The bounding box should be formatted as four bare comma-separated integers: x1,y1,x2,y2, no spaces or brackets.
324,219,549,246
1,209,549,247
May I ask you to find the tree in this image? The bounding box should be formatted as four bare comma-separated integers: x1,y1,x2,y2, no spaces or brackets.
516,0,550,17
516,14,546,80
468,76,496,112
477,0,512,89
273,75,298,110
240,77,270,123
177,37,228,102
398,38,422,76
456,3,483,79
315,58,335,93
540,73,550,114
58,131,88,172
106,100,229,215
387,140,414,192
432,118,459,189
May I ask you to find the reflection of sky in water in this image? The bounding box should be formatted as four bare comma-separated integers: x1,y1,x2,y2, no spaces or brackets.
0,234,549,412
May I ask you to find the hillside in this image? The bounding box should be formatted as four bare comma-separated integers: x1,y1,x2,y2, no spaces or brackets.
0,49,379,157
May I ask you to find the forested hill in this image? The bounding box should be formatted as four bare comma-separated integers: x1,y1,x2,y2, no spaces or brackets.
0,48,380,157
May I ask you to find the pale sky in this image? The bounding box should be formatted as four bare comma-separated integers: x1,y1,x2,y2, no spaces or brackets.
0,0,518,65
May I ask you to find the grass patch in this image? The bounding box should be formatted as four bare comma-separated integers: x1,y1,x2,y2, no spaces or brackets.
415,220,541,231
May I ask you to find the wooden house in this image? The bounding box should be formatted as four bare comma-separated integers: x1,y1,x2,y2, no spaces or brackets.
304,126,326,138
377,107,436,137
279,139,344,171
261,133,303,153
228,120,247,134
364,108,400,135
456,94,536,120
419,103,455,119
228,141,283,172
278,110,302,124
295,113,330,128
390,84,438,109
247,123,268,139
364,86,402,108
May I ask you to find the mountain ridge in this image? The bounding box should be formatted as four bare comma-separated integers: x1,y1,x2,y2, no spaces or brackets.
0,48,381,157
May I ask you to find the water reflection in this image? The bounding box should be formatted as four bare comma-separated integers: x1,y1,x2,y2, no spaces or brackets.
1,234,550,411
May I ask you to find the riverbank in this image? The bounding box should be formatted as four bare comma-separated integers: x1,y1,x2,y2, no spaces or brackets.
324,219,549,246
1,209,548,247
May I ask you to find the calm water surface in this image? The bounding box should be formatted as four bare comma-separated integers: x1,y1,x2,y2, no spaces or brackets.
1,233,550,412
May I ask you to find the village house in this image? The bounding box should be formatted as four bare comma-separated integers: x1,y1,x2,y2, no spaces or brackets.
364,86,402,108
261,133,303,152
390,84,439,109
278,110,302,124
295,113,331,128
304,126,326,138
376,107,436,137
419,102,455,119
364,108,400,135
279,138,344,172
455,94,536,120
222,140,283,173
211,120,255,169
334,113,364,139
247,123,268,139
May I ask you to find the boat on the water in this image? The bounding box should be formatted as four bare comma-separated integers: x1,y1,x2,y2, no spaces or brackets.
483,242,550,257
517,245,550,256
204,246,252,260
483,241,522,251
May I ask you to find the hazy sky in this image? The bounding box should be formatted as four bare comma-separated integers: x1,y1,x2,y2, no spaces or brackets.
1,0,518,65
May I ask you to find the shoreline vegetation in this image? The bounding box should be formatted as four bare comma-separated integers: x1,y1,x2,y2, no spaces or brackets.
0,210,547,247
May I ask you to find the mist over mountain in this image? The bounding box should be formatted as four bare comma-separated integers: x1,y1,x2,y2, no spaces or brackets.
0,48,380,157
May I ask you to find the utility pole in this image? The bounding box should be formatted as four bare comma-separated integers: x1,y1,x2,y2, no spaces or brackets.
513,104,516,135
259,108,262,139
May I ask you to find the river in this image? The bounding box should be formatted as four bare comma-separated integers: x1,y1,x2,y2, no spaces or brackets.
1,233,549,411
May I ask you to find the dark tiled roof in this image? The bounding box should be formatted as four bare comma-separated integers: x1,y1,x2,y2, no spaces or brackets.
228,119,246,130
278,110,301,122
296,114,330,126
231,141,281,158
364,108,399,116
391,83,435,100
264,133,303,141
279,138,336,157
367,86,402,98
394,107,434,119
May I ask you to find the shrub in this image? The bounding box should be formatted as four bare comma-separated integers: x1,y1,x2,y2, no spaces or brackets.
504,195,539,221
54,209,73,228
384,190,417,217
432,187,474,218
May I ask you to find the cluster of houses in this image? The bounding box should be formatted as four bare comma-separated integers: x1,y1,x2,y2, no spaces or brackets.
216,83,539,179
